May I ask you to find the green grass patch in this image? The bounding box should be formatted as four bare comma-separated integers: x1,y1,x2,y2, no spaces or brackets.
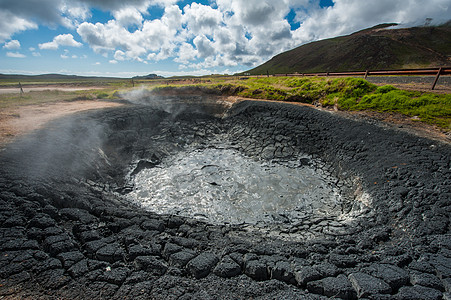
345,88,451,128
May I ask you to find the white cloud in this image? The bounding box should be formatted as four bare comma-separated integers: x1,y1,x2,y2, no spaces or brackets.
55,33,83,47
109,59,118,64
293,0,450,43
0,0,150,30
61,49,69,59
113,7,143,27
77,21,137,55
219,0,284,26
114,50,126,61
174,42,197,63
39,41,58,50
3,40,21,50
0,10,37,43
32,52,41,57
162,5,183,30
78,5,182,62
6,52,26,58
60,2,90,20
182,3,223,36
39,33,83,50
193,35,215,58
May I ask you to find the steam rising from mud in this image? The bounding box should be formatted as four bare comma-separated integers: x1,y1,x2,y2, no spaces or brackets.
120,88,206,117
0,114,106,181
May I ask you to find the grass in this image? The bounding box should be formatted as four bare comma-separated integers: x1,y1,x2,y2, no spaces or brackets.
0,76,129,88
0,88,123,109
343,86,451,128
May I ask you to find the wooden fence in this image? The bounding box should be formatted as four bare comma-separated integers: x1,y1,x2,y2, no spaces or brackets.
273,67,451,90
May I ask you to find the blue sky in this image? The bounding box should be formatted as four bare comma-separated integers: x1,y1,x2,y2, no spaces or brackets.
0,0,449,78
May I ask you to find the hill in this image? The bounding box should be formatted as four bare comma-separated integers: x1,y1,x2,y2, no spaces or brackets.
0,73,164,81
247,23,451,75
132,74,164,79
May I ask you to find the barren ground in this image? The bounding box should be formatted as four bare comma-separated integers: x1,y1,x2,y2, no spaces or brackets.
0,100,123,147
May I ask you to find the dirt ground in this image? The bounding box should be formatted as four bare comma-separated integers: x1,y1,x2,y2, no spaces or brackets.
0,100,123,147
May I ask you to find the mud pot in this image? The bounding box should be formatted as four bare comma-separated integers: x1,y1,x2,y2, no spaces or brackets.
0,90,450,299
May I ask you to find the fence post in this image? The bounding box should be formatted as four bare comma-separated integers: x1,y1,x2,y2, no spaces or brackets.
431,67,442,90
18,82,24,97
364,70,369,80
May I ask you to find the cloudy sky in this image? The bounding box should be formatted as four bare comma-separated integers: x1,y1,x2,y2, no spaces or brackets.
0,0,449,77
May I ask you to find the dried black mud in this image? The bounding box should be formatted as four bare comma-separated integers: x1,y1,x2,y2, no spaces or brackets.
0,97,450,299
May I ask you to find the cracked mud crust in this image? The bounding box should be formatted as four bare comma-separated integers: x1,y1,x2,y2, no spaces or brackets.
0,98,449,299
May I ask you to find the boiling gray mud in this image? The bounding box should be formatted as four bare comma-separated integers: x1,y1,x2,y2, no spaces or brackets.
127,147,343,225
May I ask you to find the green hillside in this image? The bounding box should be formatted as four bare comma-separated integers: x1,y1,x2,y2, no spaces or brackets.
248,23,451,75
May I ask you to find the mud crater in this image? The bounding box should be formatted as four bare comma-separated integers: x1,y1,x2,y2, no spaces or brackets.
108,94,364,235
0,91,449,299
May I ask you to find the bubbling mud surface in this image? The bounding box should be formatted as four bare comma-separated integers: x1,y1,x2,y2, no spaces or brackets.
128,148,342,225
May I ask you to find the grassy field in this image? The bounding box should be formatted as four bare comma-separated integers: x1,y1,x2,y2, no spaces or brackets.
0,88,124,109
1,76,449,130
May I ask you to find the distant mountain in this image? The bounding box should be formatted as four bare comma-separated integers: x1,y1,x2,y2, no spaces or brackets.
132,74,164,79
247,23,451,75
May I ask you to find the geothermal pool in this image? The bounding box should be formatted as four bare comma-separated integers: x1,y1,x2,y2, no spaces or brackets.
127,147,342,225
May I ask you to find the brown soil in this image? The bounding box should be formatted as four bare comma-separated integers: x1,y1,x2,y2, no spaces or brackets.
371,81,451,95
0,100,123,147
